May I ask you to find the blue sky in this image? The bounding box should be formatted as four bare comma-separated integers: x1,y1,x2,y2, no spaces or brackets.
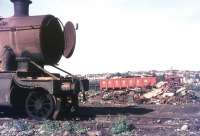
1,0,200,74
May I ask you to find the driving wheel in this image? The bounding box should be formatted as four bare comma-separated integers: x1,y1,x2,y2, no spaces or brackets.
25,91,55,120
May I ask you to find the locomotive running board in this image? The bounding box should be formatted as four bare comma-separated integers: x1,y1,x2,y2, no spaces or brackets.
30,61,59,80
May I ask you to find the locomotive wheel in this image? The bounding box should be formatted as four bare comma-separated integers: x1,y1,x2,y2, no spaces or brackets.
25,91,55,120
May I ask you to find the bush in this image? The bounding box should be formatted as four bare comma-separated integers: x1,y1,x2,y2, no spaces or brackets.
111,116,133,134
62,121,89,135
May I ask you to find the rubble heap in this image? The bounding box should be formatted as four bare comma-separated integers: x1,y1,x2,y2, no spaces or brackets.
85,81,200,105
141,85,200,105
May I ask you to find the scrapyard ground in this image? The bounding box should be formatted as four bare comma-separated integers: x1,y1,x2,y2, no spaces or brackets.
0,96,200,136
77,89,200,136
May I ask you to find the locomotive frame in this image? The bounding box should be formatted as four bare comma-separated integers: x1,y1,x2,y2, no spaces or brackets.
0,59,86,120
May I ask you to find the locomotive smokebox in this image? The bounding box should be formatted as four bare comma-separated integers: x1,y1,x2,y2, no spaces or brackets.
11,0,32,17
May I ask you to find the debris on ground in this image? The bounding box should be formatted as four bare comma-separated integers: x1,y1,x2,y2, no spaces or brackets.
180,124,189,131
143,88,164,99
85,81,200,105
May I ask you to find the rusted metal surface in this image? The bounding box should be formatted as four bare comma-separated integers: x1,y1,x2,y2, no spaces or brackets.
64,21,76,58
165,75,183,90
0,72,16,105
0,15,64,65
0,0,77,66
13,76,58,94
61,82,75,91
100,76,157,90
24,77,54,80
1,46,17,71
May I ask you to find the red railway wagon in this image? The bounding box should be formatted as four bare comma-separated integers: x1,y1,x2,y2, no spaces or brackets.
100,76,157,90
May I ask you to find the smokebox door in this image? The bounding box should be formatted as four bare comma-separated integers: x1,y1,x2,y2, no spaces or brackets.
63,21,76,58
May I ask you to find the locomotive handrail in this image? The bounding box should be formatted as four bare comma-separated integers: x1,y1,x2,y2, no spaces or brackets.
51,64,77,82
51,65,80,82
52,65,73,76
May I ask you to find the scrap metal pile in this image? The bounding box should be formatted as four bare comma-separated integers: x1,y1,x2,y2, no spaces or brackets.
137,84,200,105
85,75,200,105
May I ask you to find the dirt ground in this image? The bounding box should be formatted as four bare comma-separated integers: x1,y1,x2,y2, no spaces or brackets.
0,101,199,135
0,87,199,136
76,102,200,136
74,88,200,136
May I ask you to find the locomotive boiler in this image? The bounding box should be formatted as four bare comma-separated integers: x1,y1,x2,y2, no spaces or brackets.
0,0,88,119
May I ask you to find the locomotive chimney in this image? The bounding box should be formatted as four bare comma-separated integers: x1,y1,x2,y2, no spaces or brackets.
11,0,32,16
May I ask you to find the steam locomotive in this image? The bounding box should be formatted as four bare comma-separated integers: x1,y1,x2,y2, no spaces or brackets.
0,0,88,119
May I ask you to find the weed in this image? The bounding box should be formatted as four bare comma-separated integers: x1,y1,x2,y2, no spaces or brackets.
39,120,61,135
62,121,89,135
10,120,33,131
111,116,133,135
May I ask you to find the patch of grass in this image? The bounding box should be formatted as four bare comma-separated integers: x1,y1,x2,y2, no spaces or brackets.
38,120,90,135
9,120,33,131
39,120,61,135
111,116,134,135
62,121,90,135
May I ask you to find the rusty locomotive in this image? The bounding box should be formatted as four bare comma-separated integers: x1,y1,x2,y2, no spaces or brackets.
0,0,88,119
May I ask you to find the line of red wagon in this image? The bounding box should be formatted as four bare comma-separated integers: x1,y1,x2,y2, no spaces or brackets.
100,76,157,90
